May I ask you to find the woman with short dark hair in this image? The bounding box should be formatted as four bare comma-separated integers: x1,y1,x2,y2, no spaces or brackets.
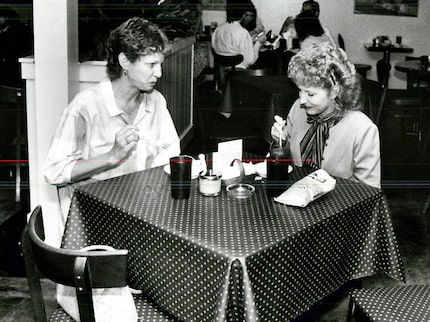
45,17,180,221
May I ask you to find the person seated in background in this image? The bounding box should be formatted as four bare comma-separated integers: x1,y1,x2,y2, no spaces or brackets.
294,11,334,51
211,0,266,70
249,16,265,40
271,43,380,188
0,6,32,87
301,0,335,45
44,17,180,222
279,16,298,50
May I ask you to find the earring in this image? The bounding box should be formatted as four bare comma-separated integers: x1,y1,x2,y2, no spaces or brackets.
123,70,128,76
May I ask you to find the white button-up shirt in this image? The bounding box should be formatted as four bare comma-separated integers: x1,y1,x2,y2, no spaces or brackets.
44,79,180,220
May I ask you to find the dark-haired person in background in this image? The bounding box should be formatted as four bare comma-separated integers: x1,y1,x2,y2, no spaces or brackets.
294,11,334,51
211,0,266,69
301,0,335,45
0,6,32,86
44,17,180,222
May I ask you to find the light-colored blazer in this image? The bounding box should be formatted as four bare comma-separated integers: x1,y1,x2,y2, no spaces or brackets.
286,100,381,188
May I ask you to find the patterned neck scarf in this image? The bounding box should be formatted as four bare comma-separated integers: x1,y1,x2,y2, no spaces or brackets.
300,110,342,170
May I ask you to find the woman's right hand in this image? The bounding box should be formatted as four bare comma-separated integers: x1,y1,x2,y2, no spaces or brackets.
110,125,140,164
271,115,287,141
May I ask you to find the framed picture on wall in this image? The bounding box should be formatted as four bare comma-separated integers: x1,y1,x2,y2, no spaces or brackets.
354,0,418,17
201,0,226,11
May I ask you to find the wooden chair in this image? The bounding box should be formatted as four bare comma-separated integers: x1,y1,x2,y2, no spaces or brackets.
404,56,429,90
0,84,26,202
21,205,176,322
360,77,385,123
338,34,372,79
382,57,430,152
347,284,430,322
213,52,243,92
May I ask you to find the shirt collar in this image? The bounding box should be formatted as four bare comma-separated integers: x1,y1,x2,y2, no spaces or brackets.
100,79,155,118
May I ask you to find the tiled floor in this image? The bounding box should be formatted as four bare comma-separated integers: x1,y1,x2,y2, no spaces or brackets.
0,88,429,321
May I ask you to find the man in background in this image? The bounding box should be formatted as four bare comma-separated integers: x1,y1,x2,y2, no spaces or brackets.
211,0,266,70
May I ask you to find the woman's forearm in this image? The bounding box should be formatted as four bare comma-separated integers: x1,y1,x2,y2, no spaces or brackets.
70,152,119,182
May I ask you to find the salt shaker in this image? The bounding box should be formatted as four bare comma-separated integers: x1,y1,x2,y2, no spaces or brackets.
199,170,222,197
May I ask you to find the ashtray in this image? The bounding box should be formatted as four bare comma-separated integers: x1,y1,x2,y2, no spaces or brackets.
226,183,255,200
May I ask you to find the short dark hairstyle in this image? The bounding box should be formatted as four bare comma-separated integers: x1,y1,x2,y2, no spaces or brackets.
225,0,256,23
302,0,320,16
294,11,324,41
106,17,169,80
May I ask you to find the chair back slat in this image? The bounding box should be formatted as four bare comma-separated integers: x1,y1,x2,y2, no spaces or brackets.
21,206,129,322
27,206,128,287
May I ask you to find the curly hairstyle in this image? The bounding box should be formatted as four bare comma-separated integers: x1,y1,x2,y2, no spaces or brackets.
106,17,169,80
288,42,364,112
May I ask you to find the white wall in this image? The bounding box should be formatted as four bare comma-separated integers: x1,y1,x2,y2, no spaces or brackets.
203,0,430,89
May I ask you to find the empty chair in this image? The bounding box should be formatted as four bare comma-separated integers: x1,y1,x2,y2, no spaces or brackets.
360,76,385,123
21,205,176,322
0,84,27,202
338,34,372,78
404,56,429,90
213,52,243,92
381,57,430,151
347,284,430,322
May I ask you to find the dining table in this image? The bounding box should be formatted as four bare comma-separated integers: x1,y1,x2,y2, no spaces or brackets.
395,59,430,76
61,164,405,322
364,43,414,87
220,74,299,142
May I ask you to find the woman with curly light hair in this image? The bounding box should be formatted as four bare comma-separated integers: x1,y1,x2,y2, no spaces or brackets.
271,42,380,188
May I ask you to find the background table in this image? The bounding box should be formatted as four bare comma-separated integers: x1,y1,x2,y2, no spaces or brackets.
62,166,405,322
220,74,298,142
364,43,413,87
395,60,430,75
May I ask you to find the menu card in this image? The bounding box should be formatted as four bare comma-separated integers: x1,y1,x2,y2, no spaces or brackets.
212,140,243,174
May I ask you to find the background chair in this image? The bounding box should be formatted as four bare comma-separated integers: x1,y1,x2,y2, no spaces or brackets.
404,56,429,90
338,34,372,79
195,68,276,156
0,84,27,202
360,76,385,123
380,57,430,152
347,284,430,322
21,205,176,322
213,52,243,92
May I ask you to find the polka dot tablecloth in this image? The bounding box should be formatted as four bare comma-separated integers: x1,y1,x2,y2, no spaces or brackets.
62,166,405,322
351,285,430,322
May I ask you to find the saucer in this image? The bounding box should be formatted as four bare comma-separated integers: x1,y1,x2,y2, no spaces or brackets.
163,164,201,180
226,183,255,200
